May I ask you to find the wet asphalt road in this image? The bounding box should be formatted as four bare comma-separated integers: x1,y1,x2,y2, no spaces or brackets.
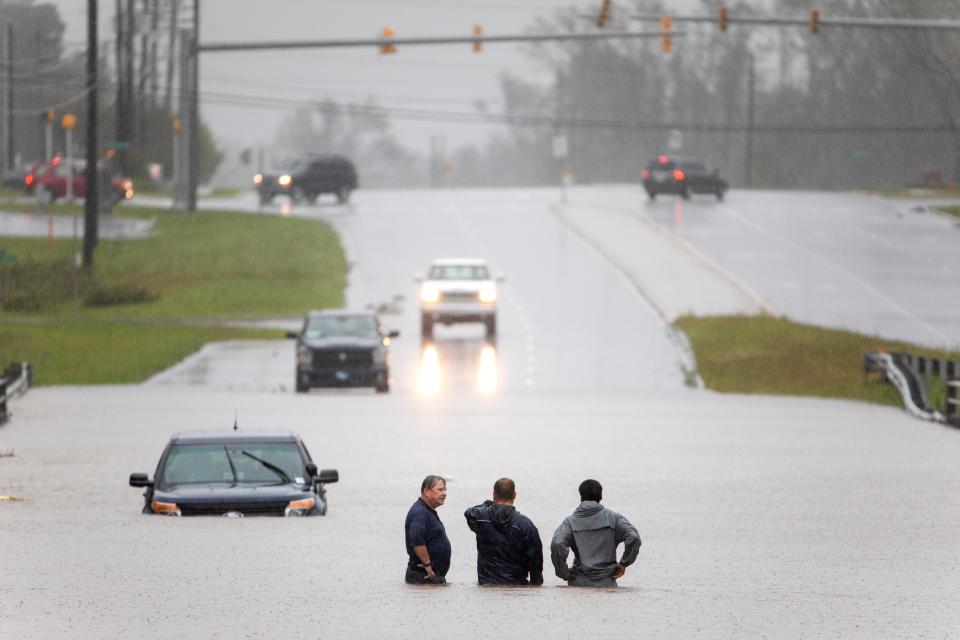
569,186,960,349
2,186,959,638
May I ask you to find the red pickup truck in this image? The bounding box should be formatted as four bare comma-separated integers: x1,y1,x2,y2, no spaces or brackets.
24,157,134,205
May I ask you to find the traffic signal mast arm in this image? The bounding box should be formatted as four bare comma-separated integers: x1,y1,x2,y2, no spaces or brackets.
198,28,687,54
625,9,960,33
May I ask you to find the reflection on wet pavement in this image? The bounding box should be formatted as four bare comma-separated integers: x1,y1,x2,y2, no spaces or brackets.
416,337,498,397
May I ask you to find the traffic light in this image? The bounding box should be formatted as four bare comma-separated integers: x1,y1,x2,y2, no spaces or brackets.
809,8,820,33
717,4,728,31
661,16,672,54
596,0,612,28
473,24,483,53
379,27,396,54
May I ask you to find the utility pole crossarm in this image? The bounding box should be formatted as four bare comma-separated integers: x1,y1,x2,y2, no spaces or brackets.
198,29,686,53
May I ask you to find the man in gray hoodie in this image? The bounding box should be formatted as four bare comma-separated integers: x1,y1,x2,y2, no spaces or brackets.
550,478,641,587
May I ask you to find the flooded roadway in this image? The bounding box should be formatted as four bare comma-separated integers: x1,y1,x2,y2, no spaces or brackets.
2,386,957,639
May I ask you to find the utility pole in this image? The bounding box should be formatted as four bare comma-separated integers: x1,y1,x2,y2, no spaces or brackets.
187,0,199,212
745,52,755,188
2,24,12,175
124,0,135,170
83,0,99,269
149,0,159,105
164,0,178,113
115,0,125,174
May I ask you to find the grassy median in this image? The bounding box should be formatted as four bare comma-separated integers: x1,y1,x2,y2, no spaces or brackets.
676,315,958,410
937,205,960,220
0,205,346,385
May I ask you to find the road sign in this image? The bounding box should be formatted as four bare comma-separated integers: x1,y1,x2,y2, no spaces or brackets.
552,134,568,159
106,140,130,150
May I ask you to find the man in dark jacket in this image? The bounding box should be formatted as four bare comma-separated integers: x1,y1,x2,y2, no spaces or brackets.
551,478,641,587
464,477,543,585
405,475,451,585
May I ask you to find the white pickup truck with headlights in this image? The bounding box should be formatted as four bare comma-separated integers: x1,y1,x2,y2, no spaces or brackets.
417,258,503,339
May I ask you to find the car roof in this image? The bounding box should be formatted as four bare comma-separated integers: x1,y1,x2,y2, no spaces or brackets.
648,155,708,164
301,153,354,163
169,429,301,445
430,258,489,266
306,309,376,318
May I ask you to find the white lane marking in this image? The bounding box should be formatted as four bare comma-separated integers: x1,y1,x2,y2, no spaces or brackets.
719,205,949,343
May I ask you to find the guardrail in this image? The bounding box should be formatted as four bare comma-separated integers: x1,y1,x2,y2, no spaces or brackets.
0,362,32,425
947,381,960,427
863,351,951,423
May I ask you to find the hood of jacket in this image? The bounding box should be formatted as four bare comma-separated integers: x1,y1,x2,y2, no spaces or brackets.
569,500,606,528
489,501,516,526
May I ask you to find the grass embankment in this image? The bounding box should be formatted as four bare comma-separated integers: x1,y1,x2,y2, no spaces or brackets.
937,205,960,220
676,315,959,411
0,206,346,385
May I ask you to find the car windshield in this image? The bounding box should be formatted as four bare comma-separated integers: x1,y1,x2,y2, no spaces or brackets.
159,442,305,487
276,158,307,172
427,264,490,280
679,161,707,172
304,314,378,339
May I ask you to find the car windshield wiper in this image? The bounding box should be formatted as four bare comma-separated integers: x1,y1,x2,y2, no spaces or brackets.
223,446,239,485
240,450,292,484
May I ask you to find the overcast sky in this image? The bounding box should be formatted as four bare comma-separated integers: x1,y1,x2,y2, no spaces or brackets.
48,0,699,157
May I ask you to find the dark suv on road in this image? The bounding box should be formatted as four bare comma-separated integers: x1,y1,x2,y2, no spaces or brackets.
288,310,399,393
642,155,728,201
129,428,339,517
254,154,358,205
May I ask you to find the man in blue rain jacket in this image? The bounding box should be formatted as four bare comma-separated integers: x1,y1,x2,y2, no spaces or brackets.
464,477,543,586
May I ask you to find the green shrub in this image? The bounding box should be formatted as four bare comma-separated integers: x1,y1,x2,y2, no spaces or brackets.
0,258,74,311
83,282,158,307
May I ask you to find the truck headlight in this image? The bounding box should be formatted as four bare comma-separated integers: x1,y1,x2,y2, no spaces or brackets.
278,174,292,187
253,173,263,185
420,284,440,303
478,284,497,304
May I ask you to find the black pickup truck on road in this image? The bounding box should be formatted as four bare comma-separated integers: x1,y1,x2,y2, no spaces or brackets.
254,154,358,205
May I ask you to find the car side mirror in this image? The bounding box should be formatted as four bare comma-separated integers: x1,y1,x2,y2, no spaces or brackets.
129,473,152,488
388,330,400,338
285,331,299,339
305,462,318,477
317,469,339,484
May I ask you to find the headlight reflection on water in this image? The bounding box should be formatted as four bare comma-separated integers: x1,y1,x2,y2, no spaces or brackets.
477,344,498,394
416,343,442,396
416,341,498,397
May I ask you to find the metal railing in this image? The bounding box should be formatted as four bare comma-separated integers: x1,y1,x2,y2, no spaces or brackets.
0,361,31,425
864,351,956,425
947,381,960,428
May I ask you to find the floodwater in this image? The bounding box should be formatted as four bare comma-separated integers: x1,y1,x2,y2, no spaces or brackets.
1,387,958,638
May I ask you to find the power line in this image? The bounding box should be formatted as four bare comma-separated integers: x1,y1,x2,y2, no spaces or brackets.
189,87,954,135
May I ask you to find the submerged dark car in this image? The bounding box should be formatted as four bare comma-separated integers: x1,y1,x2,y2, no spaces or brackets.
288,310,399,393
641,155,728,201
253,154,358,205
129,428,339,517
